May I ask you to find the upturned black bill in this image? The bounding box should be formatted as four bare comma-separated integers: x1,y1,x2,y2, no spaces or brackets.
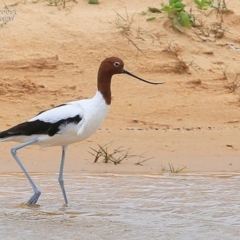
123,69,164,85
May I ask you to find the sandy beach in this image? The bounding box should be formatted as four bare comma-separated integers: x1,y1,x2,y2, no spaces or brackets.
0,0,240,174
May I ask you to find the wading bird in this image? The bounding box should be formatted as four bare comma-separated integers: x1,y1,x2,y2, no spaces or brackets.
0,57,163,205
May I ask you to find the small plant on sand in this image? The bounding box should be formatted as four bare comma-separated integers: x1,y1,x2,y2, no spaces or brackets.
45,0,77,8
161,0,192,32
194,0,229,12
211,0,229,12
45,0,66,7
163,40,190,74
134,154,153,166
5,0,77,8
88,0,99,4
148,7,162,13
89,142,152,165
115,8,145,55
115,8,134,35
191,0,231,41
140,6,161,21
161,163,186,174
89,142,135,165
194,0,213,10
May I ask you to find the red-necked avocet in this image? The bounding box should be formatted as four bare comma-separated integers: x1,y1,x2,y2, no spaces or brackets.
0,57,163,205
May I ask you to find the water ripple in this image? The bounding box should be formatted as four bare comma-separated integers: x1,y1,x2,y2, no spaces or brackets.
0,173,240,240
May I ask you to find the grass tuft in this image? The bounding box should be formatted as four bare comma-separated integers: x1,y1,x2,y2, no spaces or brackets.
115,8,146,56
162,163,186,174
89,142,152,166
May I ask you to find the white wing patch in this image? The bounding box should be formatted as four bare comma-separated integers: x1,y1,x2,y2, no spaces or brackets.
28,101,84,123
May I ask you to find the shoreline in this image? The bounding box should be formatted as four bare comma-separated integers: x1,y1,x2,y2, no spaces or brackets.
1,128,240,174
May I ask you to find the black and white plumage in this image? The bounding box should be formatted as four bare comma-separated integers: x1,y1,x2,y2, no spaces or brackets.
1,93,109,147
0,104,81,138
0,57,163,205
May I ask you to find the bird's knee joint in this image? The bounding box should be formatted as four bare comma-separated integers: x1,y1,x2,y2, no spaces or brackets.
11,148,17,155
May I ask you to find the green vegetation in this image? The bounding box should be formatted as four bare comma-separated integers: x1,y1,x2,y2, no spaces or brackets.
161,0,192,32
88,0,99,4
146,17,156,21
148,7,161,13
194,0,229,11
144,0,230,34
194,0,212,10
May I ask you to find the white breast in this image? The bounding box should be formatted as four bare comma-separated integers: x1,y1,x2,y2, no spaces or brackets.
77,91,110,140
37,91,110,147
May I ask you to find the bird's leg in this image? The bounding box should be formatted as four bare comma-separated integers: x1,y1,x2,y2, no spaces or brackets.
58,146,68,205
11,139,41,205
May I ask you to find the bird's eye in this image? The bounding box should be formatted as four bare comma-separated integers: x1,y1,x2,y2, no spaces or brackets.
114,62,120,67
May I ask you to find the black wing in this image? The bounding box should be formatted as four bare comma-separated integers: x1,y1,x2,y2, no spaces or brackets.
0,115,81,139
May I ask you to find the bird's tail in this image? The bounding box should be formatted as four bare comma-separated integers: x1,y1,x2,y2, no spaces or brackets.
0,130,12,142
0,121,27,142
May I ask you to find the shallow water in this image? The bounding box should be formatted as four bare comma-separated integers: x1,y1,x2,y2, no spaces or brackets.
0,173,240,240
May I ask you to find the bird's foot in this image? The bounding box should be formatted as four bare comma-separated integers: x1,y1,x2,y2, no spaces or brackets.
26,190,41,205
